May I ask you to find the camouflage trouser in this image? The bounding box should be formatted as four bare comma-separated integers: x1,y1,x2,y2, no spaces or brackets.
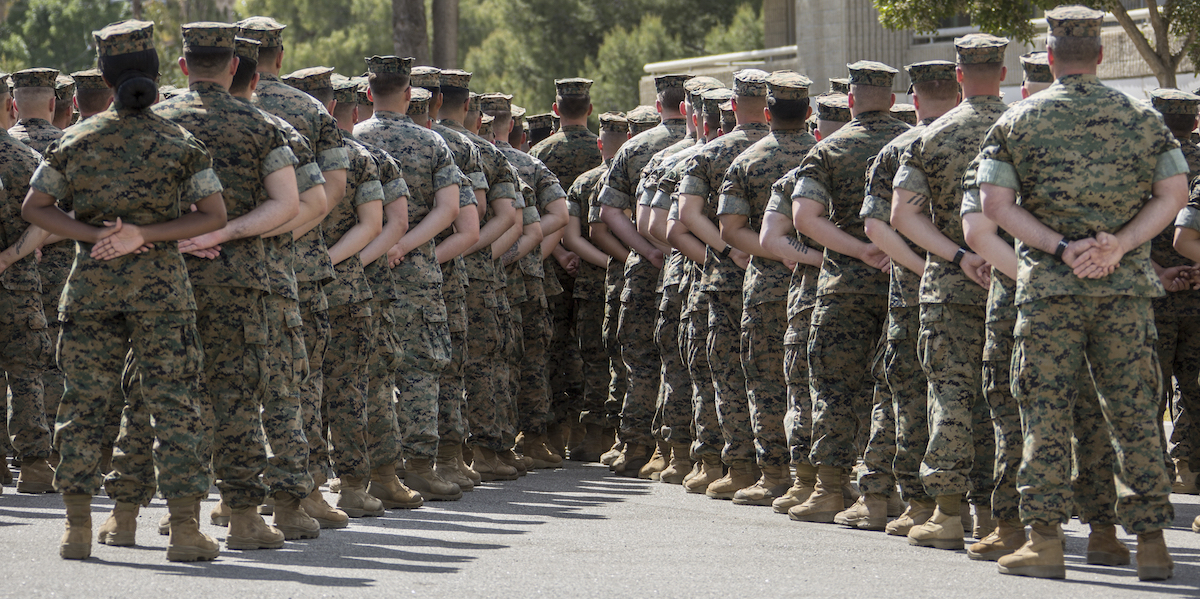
518,285,551,435
322,301,373,479
808,294,886,469
708,290,752,466
1154,292,1200,466
604,263,627,427
297,281,331,481
366,301,400,469
503,311,523,447
196,286,268,510
575,298,607,426
742,300,789,468
55,310,208,499
884,307,930,502
1012,295,1172,532
261,294,313,499
1,289,51,460
654,284,691,445
617,259,661,447
859,326,896,496
918,303,993,502
105,351,156,504
546,278,583,425
985,318,1118,523
465,281,505,451
686,295,720,460
784,309,813,466
394,292,451,460
39,242,69,432
438,330,468,446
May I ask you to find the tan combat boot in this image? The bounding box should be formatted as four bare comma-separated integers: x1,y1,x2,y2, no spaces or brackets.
968,519,1026,561
210,499,232,527
257,495,275,515
886,493,905,517
1172,459,1198,494
841,472,861,506
706,463,760,500
886,498,935,536
599,439,624,466
907,496,966,550
435,445,475,492
638,440,670,480
773,463,816,513
166,495,220,562
611,443,651,477
834,493,888,530
457,445,483,485
499,449,528,477
788,465,845,523
568,424,608,462
522,434,564,469
658,443,694,485
546,422,567,460
336,475,385,517
368,463,425,508
17,456,55,494
301,488,349,529
97,501,139,547
683,457,724,494
405,458,463,500
472,446,518,482
159,498,201,535
226,506,285,550
973,506,996,540
60,493,92,560
1085,523,1130,566
1136,529,1174,581
733,464,791,506
272,492,320,540
997,524,1065,579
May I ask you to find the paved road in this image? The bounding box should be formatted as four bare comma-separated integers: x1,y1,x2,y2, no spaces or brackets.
2,463,1198,598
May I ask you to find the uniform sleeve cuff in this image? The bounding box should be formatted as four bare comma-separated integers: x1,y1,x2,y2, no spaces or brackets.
318,147,350,172
892,164,931,197
793,177,831,206
598,185,632,209
977,159,1019,190
183,168,223,205
716,193,750,217
29,164,66,199
1156,148,1189,183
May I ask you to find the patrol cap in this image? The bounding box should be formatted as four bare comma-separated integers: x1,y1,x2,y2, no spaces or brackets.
235,16,285,47
440,69,471,89
1045,5,1105,38
555,77,592,96
479,93,512,113
55,74,75,100
234,36,260,62
356,78,372,105
0,73,10,96
701,88,735,116
467,92,480,113
511,104,527,123
733,69,770,97
181,22,236,51
654,73,692,93
410,66,441,89
365,55,413,76
526,113,553,131
719,100,735,120
94,20,155,57
479,113,494,136
283,66,334,93
847,61,898,88
598,111,627,133
954,33,1009,64
408,87,432,115
627,105,660,134
891,103,917,125
1150,88,1200,116
1020,52,1053,84
829,78,850,94
685,76,724,94
907,60,956,84
332,75,358,104
766,71,812,100
11,68,58,89
71,69,106,91
816,93,850,122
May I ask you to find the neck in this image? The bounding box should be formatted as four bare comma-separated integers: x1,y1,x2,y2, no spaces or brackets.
18,110,50,121
960,78,1001,98
559,116,587,127
660,111,682,120
229,88,252,101
188,77,228,90
439,106,465,123
1051,63,1096,78
375,95,409,115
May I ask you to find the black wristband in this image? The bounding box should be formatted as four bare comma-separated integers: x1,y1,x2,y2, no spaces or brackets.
1054,238,1069,261
952,247,966,266
720,244,732,258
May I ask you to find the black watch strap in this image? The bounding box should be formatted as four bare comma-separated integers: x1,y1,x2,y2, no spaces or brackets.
720,244,732,258
1054,238,1069,261
952,247,966,266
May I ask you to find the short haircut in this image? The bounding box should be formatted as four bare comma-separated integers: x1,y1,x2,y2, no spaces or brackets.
659,87,686,111
850,84,892,111
368,71,409,98
912,79,958,102
306,87,334,105
1163,113,1197,136
256,45,282,66
958,62,1004,79
556,95,589,119
229,57,258,94
441,86,469,108
76,88,113,114
508,124,523,146
1047,34,1101,65
767,97,810,125
183,48,235,78
333,101,356,123
720,114,736,132
703,111,720,132
13,86,53,110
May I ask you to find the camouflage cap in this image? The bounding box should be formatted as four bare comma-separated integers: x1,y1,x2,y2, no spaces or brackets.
11,68,58,89
685,76,724,94
332,75,358,104
1150,88,1200,116
906,60,957,84
954,33,1009,64
71,69,106,91
234,36,260,62
847,61,898,88
719,99,735,117
555,77,592,96
733,69,769,97
94,20,155,57
356,78,372,105
816,93,850,122
408,87,432,115
891,102,917,125
526,113,553,130
479,113,494,136
467,92,480,113
1046,5,1104,38
511,104,527,122
627,105,660,134
479,92,512,113
410,66,442,89
234,16,285,47
829,78,850,94
283,66,334,93
440,69,471,89
766,70,812,100
598,111,627,133
1020,51,1053,83
365,55,413,76
0,73,9,96
701,88,735,116
55,74,75,100
181,22,236,50
654,73,692,93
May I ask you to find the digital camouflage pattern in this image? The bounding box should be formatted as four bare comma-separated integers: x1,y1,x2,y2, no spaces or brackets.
10,117,63,154
530,123,601,191
569,162,612,428
253,73,349,175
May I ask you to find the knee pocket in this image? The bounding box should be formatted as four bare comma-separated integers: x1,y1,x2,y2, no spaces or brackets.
918,305,950,379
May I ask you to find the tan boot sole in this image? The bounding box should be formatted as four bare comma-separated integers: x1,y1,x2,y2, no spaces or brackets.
788,508,839,523
967,546,1015,561
908,536,964,550
97,530,136,546
276,523,320,540
225,534,285,550
997,563,1065,579
311,516,349,529
1086,550,1130,566
1138,564,1174,581
167,543,219,562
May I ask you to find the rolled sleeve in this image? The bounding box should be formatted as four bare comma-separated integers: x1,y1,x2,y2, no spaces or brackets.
598,185,632,209
587,203,603,224
29,163,66,199
859,195,891,222
433,164,461,193
892,164,931,197
960,188,983,217
765,187,792,216
677,174,710,198
467,170,488,191
717,193,750,217
1175,205,1200,232
976,159,1019,190
183,168,223,205
488,181,519,203
383,177,407,204
538,183,566,210
356,179,385,205
261,145,298,179
296,162,321,194
523,205,540,226
567,199,582,218
793,177,831,207
1155,148,1189,183
650,189,673,211
317,146,350,172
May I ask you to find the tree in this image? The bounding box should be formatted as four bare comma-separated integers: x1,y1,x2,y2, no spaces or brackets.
0,0,130,74
237,0,393,80
392,0,428,64
873,0,1200,89
584,15,686,114
431,0,456,68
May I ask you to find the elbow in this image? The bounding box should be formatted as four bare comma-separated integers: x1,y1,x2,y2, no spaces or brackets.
863,219,882,241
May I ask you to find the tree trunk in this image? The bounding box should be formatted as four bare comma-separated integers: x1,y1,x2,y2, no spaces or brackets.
392,0,429,64
131,0,142,19
432,0,458,69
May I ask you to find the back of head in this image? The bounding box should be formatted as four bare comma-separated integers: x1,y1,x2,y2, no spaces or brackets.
1044,6,1104,69
766,71,812,128
954,33,1009,85
94,20,159,111
732,69,769,115
181,22,238,80
654,74,691,115
846,60,897,114
555,77,592,120
366,55,413,100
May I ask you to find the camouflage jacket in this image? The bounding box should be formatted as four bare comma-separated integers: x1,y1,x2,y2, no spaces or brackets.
0,131,44,293
351,135,409,303
1151,139,1200,269
766,166,825,321
530,123,601,191
861,121,928,310
321,133,382,309
598,118,688,210
568,161,608,303
440,118,519,284
497,140,566,284
10,117,62,154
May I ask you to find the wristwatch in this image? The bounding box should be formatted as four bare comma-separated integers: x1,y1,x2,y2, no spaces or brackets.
1054,238,1069,261
720,244,732,259
952,247,966,266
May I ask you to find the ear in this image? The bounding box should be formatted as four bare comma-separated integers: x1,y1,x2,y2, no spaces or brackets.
847,92,855,109
274,49,284,71
702,121,710,137
72,96,79,110
178,57,190,76
889,93,895,108
1000,65,1007,83
814,129,823,141
586,103,593,117
404,86,411,102
912,94,921,110
250,72,260,90
730,97,738,112
552,102,560,117
678,100,686,115
367,88,374,103
1097,46,1104,65
655,99,663,114
763,106,771,124
956,65,965,83
596,138,603,152
229,56,239,77
1021,85,1030,100
327,99,337,115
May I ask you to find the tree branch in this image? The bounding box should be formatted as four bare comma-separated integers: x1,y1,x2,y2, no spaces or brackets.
1108,1,1168,79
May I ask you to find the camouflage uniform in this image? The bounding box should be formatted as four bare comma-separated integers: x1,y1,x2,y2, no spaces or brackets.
569,162,610,428
975,72,1181,532
1170,182,1200,467
37,97,219,499
718,127,817,468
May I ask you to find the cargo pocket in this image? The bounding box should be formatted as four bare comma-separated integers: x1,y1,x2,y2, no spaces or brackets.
917,304,947,380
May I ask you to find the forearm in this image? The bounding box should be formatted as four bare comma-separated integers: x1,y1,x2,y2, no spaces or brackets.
0,225,52,267
981,183,1061,254
648,207,670,245
667,219,707,264
565,226,609,268
865,218,925,273
395,202,458,257
515,223,541,260
963,213,1017,280
892,209,961,263
678,194,724,250
797,216,867,260
591,225,629,262
539,202,568,237
540,227,565,258
328,222,379,265
1117,179,1189,255
471,209,512,253
603,206,659,258
360,204,408,265
1174,227,1200,263
265,186,327,238
493,220,522,258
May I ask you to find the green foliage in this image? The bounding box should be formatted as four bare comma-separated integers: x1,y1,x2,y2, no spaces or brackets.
585,15,685,114
236,0,393,79
0,0,130,74
703,3,764,55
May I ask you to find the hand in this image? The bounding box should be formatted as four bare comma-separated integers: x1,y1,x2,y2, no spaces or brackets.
960,252,990,288
782,258,798,271
90,219,146,261
177,229,225,254
647,248,664,269
34,247,42,263
1060,237,1097,269
729,247,750,270
387,245,408,268
1159,264,1193,292
1181,265,1200,289
1071,231,1124,279
184,246,220,259
556,250,580,276
858,243,890,272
